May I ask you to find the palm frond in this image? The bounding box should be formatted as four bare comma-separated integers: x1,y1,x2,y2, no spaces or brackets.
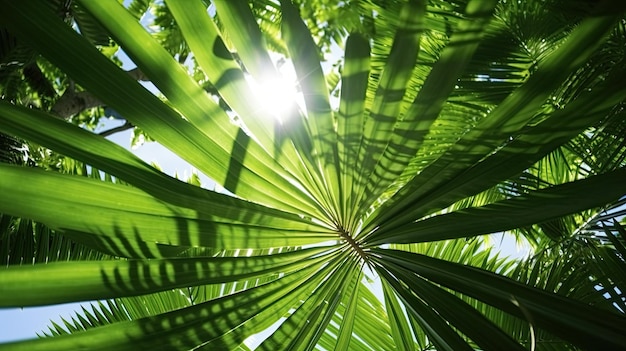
0,0,624,349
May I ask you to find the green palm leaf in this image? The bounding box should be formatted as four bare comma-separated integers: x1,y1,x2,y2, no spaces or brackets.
0,0,624,350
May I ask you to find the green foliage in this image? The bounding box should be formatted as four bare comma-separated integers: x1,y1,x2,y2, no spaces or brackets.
0,0,625,350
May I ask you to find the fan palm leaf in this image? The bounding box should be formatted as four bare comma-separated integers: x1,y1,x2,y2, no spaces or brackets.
0,0,625,350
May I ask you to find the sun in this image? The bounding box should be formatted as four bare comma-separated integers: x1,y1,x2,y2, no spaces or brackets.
245,59,301,123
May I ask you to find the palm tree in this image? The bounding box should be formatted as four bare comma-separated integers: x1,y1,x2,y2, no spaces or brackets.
1,0,625,350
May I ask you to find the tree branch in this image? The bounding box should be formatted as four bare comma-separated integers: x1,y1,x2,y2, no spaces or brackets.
98,121,134,137
126,67,149,81
50,68,147,119
51,90,103,119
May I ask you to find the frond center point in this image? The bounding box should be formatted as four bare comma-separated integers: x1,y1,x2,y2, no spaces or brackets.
337,225,369,262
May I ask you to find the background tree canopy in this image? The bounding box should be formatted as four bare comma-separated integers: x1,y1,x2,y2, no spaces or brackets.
1,0,625,350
